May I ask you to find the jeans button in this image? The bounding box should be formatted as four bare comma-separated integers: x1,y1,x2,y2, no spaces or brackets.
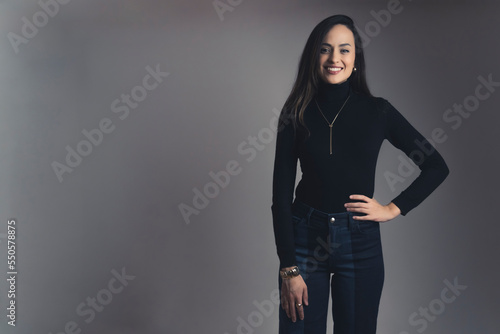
330,217,335,223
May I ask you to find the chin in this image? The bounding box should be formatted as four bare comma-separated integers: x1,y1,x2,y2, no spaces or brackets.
323,77,348,85
320,71,348,84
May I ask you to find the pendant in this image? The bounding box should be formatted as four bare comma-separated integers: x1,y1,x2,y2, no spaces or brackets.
329,124,333,155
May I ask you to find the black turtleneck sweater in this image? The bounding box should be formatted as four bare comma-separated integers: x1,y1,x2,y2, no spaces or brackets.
271,79,450,269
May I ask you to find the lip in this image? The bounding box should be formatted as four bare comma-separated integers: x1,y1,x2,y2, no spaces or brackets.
325,66,343,75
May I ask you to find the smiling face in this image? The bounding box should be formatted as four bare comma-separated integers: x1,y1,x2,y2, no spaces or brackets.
318,24,356,85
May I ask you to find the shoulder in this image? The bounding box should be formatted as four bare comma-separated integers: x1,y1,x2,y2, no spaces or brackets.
351,91,386,105
350,91,393,117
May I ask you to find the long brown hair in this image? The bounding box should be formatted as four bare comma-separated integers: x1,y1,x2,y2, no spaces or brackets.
278,15,373,138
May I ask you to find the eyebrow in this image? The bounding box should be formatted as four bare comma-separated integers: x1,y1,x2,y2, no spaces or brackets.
321,42,352,47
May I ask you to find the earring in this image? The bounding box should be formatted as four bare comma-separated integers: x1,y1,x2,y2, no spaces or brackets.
354,67,357,72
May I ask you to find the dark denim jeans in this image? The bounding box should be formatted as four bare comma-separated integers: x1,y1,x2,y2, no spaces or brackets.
278,200,385,334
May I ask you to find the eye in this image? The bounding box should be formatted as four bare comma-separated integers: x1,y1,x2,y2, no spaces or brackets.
320,47,332,54
340,49,350,54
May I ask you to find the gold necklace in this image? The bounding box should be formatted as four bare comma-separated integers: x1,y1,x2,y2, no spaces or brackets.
314,94,350,155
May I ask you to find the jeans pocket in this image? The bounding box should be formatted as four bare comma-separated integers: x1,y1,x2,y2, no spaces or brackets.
292,215,305,226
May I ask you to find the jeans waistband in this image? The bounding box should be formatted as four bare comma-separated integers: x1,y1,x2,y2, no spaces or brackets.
292,199,361,226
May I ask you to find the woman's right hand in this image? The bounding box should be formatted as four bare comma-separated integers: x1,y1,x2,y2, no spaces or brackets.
281,273,309,322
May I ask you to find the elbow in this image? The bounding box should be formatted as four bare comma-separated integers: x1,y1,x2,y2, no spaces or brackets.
442,158,450,178
444,163,450,178
429,151,450,183
438,160,450,184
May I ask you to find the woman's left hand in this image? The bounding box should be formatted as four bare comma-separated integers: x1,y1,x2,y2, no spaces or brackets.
344,194,401,222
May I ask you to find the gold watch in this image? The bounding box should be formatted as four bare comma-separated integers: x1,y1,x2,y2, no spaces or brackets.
280,266,300,279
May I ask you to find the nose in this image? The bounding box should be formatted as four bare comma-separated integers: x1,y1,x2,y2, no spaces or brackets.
329,49,341,64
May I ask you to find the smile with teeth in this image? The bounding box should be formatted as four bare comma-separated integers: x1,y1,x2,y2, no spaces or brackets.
326,67,343,74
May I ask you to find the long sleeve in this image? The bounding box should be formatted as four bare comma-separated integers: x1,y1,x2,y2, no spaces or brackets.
271,111,299,269
382,98,450,215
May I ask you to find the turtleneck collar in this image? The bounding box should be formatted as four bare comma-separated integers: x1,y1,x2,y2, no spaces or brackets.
316,79,351,104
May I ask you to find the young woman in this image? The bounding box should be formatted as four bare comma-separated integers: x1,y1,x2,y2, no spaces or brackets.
271,14,449,334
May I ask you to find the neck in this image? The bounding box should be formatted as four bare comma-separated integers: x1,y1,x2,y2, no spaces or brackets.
316,79,350,104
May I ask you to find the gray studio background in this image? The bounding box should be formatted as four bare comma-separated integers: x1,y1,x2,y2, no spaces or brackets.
0,0,499,333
